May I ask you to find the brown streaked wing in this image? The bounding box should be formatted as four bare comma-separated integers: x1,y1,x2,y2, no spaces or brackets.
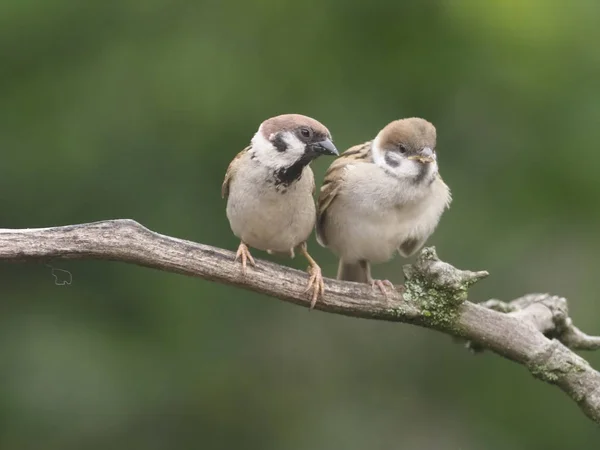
221,146,251,199
316,141,373,245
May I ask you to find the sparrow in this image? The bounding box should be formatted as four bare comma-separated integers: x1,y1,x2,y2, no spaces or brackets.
222,114,339,308
316,117,451,294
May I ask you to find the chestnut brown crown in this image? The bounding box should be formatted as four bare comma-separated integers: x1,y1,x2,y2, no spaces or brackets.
377,117,436,155
260,114,332,146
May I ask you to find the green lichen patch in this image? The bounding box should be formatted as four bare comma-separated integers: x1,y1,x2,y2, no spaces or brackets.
529,364,560,383
528,353,589,386
400,247,488,330
403,276,464,329
388,305,409,318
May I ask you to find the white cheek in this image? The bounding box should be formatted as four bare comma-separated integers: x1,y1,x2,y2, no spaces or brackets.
250,131,277,167
280,132,306,160
371,135,386,167
251,129,272,150
393,159,439,181
250,130,305,168
393,159,422,177
373,140,415,177
373,137,439,179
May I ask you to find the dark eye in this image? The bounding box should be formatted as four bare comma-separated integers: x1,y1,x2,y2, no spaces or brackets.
398,144,408,154
300,127,312,139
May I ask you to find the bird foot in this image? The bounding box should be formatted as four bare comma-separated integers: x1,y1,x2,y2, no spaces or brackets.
234,242,256,275
304,264,325,309
371,279,397,297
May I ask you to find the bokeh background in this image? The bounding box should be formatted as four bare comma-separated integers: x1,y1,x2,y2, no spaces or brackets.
2,1,600,448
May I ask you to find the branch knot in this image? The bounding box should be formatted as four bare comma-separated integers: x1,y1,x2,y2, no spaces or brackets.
402,247,488,328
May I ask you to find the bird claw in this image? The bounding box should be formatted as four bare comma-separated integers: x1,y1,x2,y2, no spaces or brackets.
304,264,325,309
371,279,396,297
234,242,256,275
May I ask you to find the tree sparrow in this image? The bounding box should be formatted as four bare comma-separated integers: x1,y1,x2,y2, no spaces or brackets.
222,114,339,307
316,117,451,294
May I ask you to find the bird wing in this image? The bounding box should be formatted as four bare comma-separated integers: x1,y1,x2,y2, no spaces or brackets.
221,146,250,200
316,141,373,246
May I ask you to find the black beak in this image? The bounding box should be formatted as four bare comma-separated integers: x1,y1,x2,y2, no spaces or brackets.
311,138,339,156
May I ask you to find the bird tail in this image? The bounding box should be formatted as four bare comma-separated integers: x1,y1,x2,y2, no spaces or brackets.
337,260,370,283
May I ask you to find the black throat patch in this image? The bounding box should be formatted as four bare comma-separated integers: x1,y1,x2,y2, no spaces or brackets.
273,153,314,187
413,162,431,185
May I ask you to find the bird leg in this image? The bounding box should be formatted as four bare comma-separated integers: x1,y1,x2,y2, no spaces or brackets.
300,242,325,309
359,261,397,297
370,279,396,296
234,241,256,275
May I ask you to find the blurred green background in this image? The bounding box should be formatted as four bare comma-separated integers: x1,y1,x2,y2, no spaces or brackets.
2,0,600,448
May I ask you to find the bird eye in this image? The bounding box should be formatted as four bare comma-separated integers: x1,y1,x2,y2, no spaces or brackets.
398,144,408,154
300,127,312,139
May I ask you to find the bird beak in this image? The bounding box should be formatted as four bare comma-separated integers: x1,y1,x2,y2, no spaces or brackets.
408,147,434,164
312,138,339,156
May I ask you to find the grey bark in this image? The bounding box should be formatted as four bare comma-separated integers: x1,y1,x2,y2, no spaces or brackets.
1,219,599,424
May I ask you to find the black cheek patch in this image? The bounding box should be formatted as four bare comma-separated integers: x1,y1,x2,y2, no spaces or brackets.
384,152,400,168
272,133,287,152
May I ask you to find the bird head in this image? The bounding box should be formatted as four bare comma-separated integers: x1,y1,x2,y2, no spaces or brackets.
372,117,438,181
251,114,338,169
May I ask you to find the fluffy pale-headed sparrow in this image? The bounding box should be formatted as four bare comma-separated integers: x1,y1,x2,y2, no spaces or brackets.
316,117,451,293
222,114,339,307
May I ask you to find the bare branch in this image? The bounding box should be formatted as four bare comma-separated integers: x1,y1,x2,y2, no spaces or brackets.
479,294,600,350
1,219,599,423
561,326,600,351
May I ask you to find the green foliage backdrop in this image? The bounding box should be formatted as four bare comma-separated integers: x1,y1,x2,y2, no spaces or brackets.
1,1,600,448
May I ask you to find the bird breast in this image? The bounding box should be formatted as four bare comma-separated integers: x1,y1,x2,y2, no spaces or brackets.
323,162,449,263
226,157,316,253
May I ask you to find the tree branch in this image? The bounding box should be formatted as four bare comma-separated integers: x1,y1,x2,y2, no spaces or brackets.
1,219,599,423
